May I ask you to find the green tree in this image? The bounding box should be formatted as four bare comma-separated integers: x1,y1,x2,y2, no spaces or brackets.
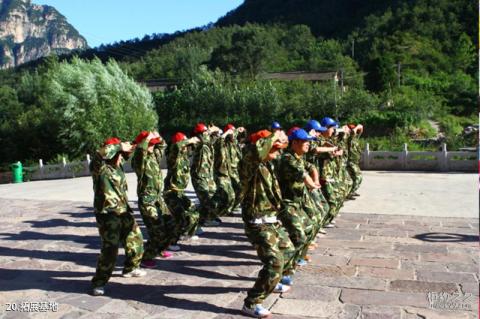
209,26,276,78
46,57,158,157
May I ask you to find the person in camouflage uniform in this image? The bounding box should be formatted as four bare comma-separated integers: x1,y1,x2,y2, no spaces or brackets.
277,128,319,267
334,126,354,203
319,117,345,227
164,132,201,239
346,124,364,197
210,128,236,218
131,131,174,268
240,129,296,318
190,123,219,225
223,123,245,211
303,120,337,233
90,137,145,296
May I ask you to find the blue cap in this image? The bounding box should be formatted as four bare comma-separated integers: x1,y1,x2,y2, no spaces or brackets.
289,128,317,141
320,117,339,128
271,121,282,129
305,119,327,132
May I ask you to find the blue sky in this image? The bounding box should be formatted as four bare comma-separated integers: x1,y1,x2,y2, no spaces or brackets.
33,1,243,48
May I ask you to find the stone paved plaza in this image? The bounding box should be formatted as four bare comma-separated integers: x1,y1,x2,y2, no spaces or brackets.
0,171,478,318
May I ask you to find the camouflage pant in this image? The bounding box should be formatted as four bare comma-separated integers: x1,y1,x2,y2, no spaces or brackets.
139,196,175,260
192,177,216,221
339,164,353,201
92,212,144,288
210,175,235,218
244,222,295,307
303,189,329,238
347,163,363,195
321,181,343,226
279,202,314,264
164,190,200,238
230,173,242,211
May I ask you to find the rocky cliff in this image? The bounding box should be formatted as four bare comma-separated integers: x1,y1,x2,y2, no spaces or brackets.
0,0,87,68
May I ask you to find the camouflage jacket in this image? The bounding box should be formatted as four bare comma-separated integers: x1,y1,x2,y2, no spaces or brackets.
131,138,167,198
224,133,242,178
277,149,315,203
89,151,105,192
214,137,231,178
347,133,362,164
320,137,338,181
334,133,349,174
191,133,215,182
93,162,130,215
239,135,283,222
164,140,190,191
306,137,334,180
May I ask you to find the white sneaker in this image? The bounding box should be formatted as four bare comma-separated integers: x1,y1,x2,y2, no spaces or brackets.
168,244,181,251
92,286,105,296
324,223,335,228
122,268,147,278
189,235,199,240
318,228,327,234
273,283,291,293
242,304,271,318
331,220,336,224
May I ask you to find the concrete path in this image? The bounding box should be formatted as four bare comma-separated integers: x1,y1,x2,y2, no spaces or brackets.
341,171,478,218
0,172,478,318
0,171,477,218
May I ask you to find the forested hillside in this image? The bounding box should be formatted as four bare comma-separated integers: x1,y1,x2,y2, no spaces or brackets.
0,0,476,166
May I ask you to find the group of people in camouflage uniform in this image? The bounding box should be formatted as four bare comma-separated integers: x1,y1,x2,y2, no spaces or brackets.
88,118,363,318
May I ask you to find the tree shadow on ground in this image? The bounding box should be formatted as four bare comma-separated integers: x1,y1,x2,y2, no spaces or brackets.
0,268,244,316
183,244,257,261
24,218,96,228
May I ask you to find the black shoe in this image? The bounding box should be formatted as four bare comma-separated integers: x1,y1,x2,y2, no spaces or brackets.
352,192,360,197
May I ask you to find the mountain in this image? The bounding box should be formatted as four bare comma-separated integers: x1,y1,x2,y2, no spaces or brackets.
216,0,476,42
0,0,87,68
216,0,404,38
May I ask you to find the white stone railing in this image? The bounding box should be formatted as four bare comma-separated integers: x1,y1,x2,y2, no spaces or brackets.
360,143,477,172
23,155,161,181
19,143,477,181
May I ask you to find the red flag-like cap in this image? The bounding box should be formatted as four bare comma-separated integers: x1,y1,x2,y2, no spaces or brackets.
149,137,161,145
171,132,187,144
103,137,121,146
134,131,150,144
224,123,235,132
193,123,208,135
250,129,272,144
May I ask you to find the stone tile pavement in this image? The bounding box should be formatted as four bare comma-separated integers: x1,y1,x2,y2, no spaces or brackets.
0,197,478,318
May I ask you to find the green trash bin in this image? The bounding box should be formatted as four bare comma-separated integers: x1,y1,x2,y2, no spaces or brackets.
11,161,23,183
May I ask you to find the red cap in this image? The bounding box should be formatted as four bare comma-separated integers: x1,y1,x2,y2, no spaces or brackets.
193,123,208,135
224,123,235,132
347,123,356,129
287,126,301,136
171,132,187,144
103,137,121,146
134,131,149,144
149,137,161,145
250,129,272,144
